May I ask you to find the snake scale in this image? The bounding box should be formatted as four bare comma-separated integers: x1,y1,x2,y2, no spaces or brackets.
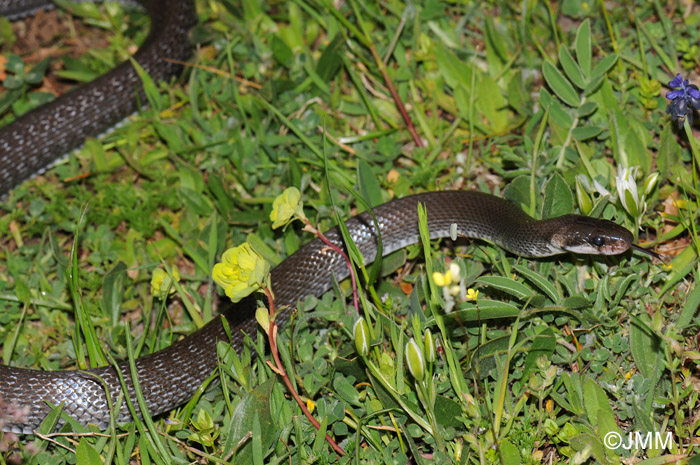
0,0,643,434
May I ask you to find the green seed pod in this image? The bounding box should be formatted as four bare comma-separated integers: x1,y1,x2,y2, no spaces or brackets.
353,317,370,357
424,329,436,363
405,338,426,381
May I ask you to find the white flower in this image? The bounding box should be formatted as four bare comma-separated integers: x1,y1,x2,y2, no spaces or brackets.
616,166,640,218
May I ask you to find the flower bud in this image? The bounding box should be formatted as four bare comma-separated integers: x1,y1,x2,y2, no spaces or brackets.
643,172,659,196
616,166,640,218
151,266,180,300
575,175,592,215
353,317,371,357
270,186,306,229
543,418,559,436
405,338,426,381
424,329,436,363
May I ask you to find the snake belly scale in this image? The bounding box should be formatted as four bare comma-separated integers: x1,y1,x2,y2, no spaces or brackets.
0,1,638,435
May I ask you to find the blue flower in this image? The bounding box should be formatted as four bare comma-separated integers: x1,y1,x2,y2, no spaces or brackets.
666,73,700,127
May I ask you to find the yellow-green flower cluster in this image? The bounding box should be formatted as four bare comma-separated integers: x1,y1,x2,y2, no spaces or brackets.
212,243,270,303
270,186,306,229
151,266,180,300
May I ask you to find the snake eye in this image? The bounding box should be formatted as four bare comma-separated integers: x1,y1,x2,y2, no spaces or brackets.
592,236,606,247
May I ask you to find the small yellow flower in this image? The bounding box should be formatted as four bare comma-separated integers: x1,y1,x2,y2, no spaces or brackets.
306,398,316,413
433,262,461,288
432,271,450,287
151,267,180,299
466,288,479,301
212,243,270,302
270,186,306,229
545,399,553,413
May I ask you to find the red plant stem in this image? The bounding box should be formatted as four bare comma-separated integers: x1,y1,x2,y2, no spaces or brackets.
303,221,360,314
368,47,423,148
264,287,345,457
380,66,423,147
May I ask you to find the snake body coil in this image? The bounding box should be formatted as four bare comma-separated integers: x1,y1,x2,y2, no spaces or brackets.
0,1,637,435
0,0,196,196
0,190,635,433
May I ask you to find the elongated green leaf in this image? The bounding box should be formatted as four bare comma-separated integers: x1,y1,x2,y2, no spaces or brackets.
357,159,383,207
542,61,580,107
450,299,522,322
513,264,560,303
577,101,598,117
591,54,619,79
128,57,162,112
562,295,590,310
484,16,508,61
476,74,508,131
103,261,127,326
548,99,574,128
583,72,605,96
476,276,535,301
76,438,102,465
558,46,586,89
575,19,592,77
630,314,661,379
584,378,614,427
677,282,700,328
435,44,473,89
229,378,276,462
572,125,602,141
657,123,680,179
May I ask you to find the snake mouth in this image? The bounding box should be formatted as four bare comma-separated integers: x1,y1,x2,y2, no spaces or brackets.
558,238,631,255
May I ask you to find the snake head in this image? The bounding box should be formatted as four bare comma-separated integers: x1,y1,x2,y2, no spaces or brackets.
551,215,634,255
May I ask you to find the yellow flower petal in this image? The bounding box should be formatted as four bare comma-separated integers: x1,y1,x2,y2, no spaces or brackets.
432,271,449,287
151,267,180,299
270,187,305,229
213,243,270,303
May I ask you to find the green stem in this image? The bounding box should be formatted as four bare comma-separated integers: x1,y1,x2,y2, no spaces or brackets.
364,360,433,433
416,380,444,453
555,96,585,169
683,120,700,169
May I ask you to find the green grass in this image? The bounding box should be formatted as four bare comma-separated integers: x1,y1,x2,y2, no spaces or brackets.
1,0,700,463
